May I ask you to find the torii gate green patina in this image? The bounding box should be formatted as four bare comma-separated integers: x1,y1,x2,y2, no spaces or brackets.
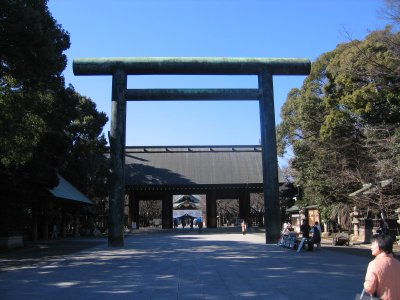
73,57,311,247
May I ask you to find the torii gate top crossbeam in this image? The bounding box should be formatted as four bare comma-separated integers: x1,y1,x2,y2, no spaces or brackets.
73,57,310,76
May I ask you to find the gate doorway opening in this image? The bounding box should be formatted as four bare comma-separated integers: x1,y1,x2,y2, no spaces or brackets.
217,199,239,227
250,193,265,227
173,194,206,229
138,200,162,228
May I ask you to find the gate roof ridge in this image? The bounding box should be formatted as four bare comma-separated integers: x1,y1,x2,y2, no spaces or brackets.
124,145,262,153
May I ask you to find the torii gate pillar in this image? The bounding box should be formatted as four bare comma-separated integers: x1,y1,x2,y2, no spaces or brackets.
108,69,127,246
73,57,311,246
258,71,280,243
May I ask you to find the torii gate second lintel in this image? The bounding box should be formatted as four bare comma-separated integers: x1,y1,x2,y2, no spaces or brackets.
73,57,311,247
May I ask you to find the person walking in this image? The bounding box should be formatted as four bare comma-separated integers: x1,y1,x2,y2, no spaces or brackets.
181,218,186,229
363,234,400,300
241,220,247,235
300,219,312,250
197,220,202,234
50,223,58,239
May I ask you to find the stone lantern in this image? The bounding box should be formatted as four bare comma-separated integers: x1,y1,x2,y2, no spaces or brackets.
350,206,360,237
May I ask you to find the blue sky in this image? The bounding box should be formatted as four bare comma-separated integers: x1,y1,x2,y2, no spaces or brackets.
48,0,388,165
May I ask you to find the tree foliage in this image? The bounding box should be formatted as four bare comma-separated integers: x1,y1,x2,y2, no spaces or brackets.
0,0,109,232
277,27,400,222
0,0,69,90
60,87,109,199
217,199,239,225
0,0,74,173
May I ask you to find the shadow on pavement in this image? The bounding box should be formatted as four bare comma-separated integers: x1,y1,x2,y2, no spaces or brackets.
0,237,106,271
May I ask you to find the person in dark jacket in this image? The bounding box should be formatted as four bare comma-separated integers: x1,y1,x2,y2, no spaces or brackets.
311,224,321,250
300,219,310,238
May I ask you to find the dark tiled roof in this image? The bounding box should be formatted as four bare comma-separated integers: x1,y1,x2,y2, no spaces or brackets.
124,146,283,186
173,195,201,209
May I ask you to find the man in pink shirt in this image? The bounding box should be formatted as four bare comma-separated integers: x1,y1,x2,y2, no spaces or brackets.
364,234,400,300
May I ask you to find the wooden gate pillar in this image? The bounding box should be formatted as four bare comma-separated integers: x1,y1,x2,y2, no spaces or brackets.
42,200,49,240
239,190,251,225
206,191,217,228
61,207,67,238
32,204,38,241
128,189,139,229
162,193,173,229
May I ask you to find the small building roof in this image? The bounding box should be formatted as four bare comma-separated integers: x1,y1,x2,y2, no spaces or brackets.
49,174,94,205
173,195,201,209
348,179,393,197
286,205,299,213
124,145,284,186
286,205,318,213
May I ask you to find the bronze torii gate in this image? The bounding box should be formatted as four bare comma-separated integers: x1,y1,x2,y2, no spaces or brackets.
73,57,311,247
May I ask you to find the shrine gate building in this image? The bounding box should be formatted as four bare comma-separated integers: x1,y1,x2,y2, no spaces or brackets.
124,145,284,229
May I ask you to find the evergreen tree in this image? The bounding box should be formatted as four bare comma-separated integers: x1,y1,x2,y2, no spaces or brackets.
61,87,109,200
277,27,400,224
0,0,109,233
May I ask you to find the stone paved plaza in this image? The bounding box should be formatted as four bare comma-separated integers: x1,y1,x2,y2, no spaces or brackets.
0,230,377,299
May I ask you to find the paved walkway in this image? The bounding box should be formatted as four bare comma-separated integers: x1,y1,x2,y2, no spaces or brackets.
0,231,379,299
